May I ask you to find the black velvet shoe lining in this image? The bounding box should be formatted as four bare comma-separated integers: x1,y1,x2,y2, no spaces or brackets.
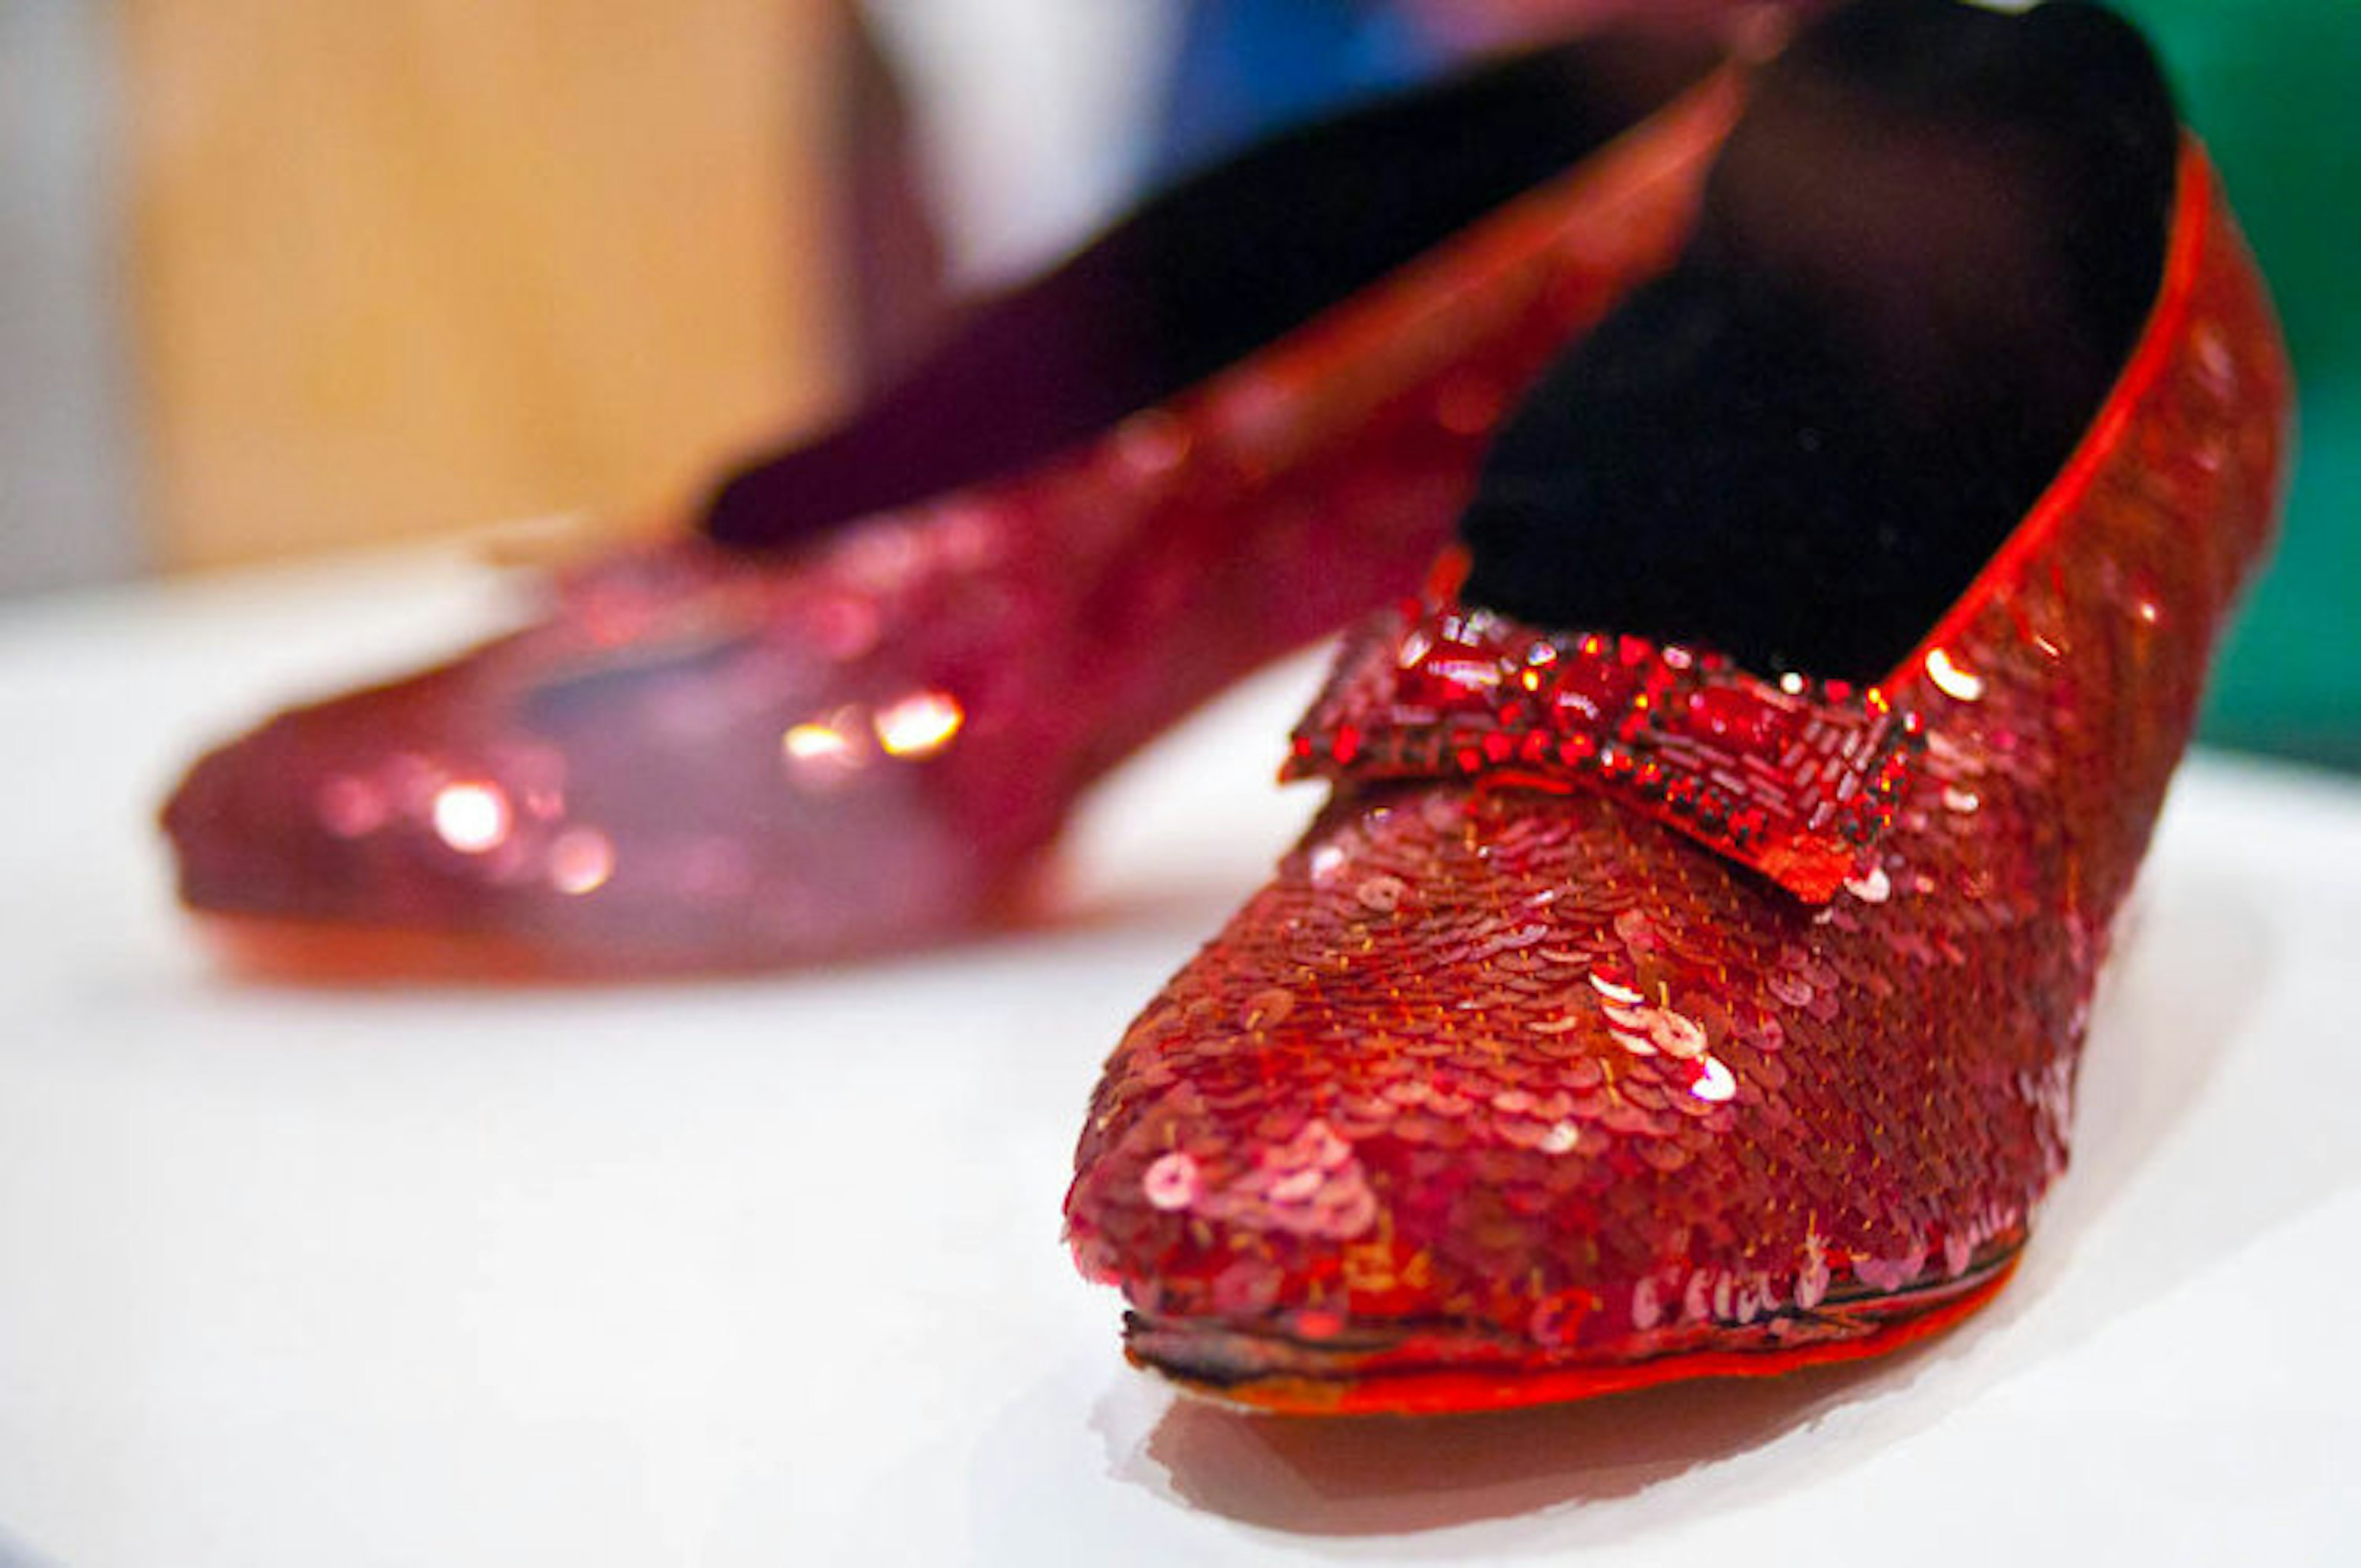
702,34,1719,550
1458,0,2180,682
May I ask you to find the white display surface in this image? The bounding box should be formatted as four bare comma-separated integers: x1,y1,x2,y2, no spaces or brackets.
1,544,2356,1566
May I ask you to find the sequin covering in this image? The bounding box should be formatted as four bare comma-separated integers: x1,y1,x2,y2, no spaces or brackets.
160,82,1738,975
1064,146,2291,1412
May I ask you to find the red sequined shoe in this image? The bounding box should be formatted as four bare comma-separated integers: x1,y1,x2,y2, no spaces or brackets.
160,38,1739,978
1064,0,2292,1414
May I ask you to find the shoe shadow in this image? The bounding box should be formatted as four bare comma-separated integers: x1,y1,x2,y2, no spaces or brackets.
1112,852,2285,1542
162,869,1250,999
1128,1343,1950,1540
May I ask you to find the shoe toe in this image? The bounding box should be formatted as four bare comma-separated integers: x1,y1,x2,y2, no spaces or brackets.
161,655,583,949
1066,781,2033,1410
161,583,1040,974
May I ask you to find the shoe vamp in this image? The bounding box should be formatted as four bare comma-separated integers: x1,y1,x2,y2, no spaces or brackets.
1067,775,2083,1352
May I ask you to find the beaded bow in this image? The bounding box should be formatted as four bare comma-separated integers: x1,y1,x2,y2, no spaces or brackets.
1285,592,1922,904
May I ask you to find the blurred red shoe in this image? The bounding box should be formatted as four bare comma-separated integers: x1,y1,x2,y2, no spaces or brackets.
1066,0,2290,1414
162,36,1736,979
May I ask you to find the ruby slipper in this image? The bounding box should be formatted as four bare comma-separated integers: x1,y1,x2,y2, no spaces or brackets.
1064,0,2290,1414
160,36,1738,978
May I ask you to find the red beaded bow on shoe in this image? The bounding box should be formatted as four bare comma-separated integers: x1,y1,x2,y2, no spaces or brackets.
1284,589,1923,904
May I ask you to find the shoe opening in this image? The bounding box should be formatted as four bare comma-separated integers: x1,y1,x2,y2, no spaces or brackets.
1457,0,2180,682
703,34,1720,549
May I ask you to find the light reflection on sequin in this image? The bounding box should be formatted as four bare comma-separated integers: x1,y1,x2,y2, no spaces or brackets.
1270,1167,1326,1205
548,827,616,895
1116,410,1192,477
874,690,965,759
430,781,512,854
1605,1008,1659,1057
317,775,386,838
1241,988,1296,1030
2194,322,2235,389
781,714,871,789
1288,1120,1353,1172
1141,1152,1202,1211
784,721,851,763
1944,1232,1974,1278
1588,970,1645,1007
1690,1055,1737,1103
1845,864,1892,903
1924,647,1986,702
1797,1237,1832,1310
1649,1008,1709,1059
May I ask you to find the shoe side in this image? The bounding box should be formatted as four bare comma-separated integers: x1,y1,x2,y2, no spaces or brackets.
160,71,1739,979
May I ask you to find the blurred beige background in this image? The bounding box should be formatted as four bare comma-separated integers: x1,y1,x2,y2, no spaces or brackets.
122,0,849,572
1,0,1176,591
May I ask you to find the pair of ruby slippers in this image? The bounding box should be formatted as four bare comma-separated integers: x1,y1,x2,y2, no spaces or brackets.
165,0,2288,1414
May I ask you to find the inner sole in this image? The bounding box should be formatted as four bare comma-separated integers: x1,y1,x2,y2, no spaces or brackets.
1458,0,2180,681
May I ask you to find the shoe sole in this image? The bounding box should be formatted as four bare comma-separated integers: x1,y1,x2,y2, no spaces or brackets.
1123,1241,2022,1416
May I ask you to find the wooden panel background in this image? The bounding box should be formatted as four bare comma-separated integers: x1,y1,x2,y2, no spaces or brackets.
122,0,850,570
